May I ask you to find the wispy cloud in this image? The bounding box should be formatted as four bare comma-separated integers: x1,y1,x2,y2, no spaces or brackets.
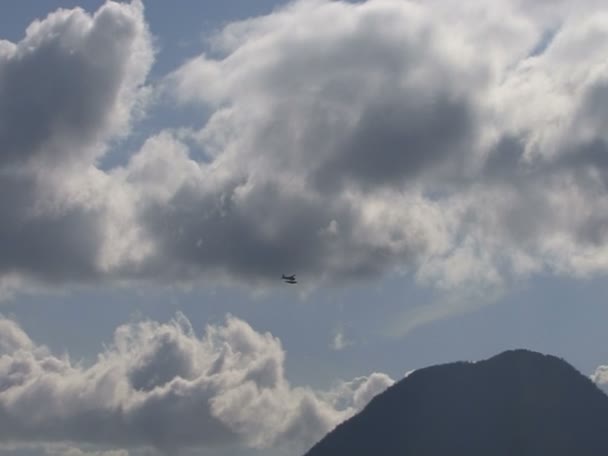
331,328,352,351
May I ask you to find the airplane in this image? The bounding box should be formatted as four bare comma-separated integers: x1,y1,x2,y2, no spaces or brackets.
282,274,296,281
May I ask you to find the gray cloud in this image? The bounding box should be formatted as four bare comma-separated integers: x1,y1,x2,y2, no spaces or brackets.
0,313,393,454
4,0,608,293
0,1,151,167
0,444,132,456
314,90,476,191
0,172,102,282
0,1,152,287
0,317,33,356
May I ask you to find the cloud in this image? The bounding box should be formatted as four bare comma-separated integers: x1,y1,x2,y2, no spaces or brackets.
323,373,395,412
591,365,608,395
0,313,393,454
52,449,129,456
0,443,132,456
0,0,152,286
144,0,608,289
0,1,151,167
386,286,504,338
331,329,352,351
4,0,608,295
0,317,34,354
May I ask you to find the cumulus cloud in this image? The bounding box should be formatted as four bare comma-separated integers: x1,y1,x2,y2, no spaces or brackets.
0,1,151,167
0,318,34,354
4,0,608,293
158,0,608,289
0,0,152,285
323,373,395,412
127,0,608,289
0,313,393,454
591,365,608,395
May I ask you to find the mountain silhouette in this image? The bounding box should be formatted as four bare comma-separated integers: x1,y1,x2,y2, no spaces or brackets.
305,349,608,456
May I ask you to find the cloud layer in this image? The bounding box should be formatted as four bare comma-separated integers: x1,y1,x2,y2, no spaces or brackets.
0,312,393,454
3,0,608,291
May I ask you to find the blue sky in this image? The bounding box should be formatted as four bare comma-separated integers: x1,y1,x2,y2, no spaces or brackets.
2,1,608,455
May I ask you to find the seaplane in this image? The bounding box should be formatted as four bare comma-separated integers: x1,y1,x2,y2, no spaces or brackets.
282,274,297,284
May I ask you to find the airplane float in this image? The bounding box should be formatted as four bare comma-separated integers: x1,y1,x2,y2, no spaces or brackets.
282,274,297,284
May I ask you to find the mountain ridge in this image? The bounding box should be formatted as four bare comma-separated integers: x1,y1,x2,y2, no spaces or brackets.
305,349,608,456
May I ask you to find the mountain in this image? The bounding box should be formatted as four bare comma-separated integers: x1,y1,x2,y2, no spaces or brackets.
305,350,608,456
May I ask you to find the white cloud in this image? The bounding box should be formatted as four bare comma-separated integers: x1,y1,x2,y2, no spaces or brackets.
591,365,608,395
331,329,351,351
0,313,393,454
323,373,395,412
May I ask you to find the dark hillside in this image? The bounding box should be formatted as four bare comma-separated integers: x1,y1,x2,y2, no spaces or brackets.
305,350,608,456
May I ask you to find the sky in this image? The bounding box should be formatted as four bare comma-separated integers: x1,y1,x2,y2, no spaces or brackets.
2,0,608,455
